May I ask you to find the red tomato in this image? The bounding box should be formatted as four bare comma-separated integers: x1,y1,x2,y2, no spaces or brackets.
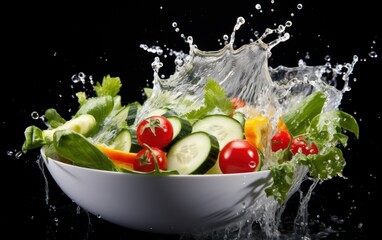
136,115,174,149
218,139,260,174
133,147,167,172
230,97,246,109
271,130,291,152
290,136,319,155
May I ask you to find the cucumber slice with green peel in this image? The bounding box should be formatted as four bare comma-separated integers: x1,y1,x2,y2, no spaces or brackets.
167,131,219,175
232,111,246,126
192,114,244,150
108,128,132,152
126,101,141,126
166,116,192,143
127,128,143,153
162,109,178,117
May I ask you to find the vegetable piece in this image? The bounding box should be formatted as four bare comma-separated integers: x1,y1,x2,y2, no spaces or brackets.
75,95,114,125
44,108,66,128
290,136,319,155
96,144,136,170
244,114,270,152
147,108,170,118
192,114,243,150
271,130,291,152
230,97,246,109
44,114,96,141
93,75,122,97
232,111,246,126
136,115,174,149
264,162,295,203
126,101,141,126
308,110,359,147
134,146,167,172
282,91,326,137
22,114,97,153
296,147,345,179
166,116,192,144
107,128,132,152
218,139,261,174
271,118,291,152
167,131,219,175
53,130,116,171
184,78,234,122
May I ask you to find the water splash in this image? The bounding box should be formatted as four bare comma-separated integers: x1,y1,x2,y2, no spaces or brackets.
139,16,357,238
138,16,355,127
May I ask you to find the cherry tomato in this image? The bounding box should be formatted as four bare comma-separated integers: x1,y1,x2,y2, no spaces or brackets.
136,115,174,149
230,97,246,109
133,146,167,172
271,130,291,152
290,136,319,155
218,139,260,174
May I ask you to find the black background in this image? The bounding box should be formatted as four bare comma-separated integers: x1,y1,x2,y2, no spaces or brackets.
2,1,381,239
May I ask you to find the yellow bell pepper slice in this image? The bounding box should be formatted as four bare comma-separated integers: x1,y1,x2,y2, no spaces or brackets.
244,114,270,152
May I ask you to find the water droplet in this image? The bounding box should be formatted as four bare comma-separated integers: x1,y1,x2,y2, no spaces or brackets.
248,161,257,168
31,111,39,119
368,51,378,58
255,4,261,10
15,151,23,159
297,3,303,10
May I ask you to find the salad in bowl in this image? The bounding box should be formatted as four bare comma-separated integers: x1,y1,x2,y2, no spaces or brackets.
21,74,359,233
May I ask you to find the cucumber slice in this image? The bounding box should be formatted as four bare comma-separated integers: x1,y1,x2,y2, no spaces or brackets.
232,111,246,126
192,114,244,150
128,128,143,153
126,101,141,126
147,108,169,117
167,132,219,175
166,116,192,143
108,128,132,152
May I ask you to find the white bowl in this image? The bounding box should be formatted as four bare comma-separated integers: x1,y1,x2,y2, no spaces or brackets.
41,149,272,234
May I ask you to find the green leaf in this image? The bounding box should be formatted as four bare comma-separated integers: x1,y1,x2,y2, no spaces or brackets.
204,78,233,114
309,110,359,147
45,108,66,128
296,147,345,180
184,78,233,122
264,162,295,204
75,95,114,125
143,87,153,99
53,129,116,171
282,91,326,137
76,91,87,106
93,75,122,97
22,126,47,153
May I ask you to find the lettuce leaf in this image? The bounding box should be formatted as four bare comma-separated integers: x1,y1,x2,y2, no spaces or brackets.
265,90,359,204
53,129,116,171
184,78,233,122
282,91,326,137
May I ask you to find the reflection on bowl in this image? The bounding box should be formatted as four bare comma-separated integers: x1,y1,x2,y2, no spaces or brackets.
41,149,272,234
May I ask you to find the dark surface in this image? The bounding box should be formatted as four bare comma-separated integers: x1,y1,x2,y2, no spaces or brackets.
2,1,380,239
